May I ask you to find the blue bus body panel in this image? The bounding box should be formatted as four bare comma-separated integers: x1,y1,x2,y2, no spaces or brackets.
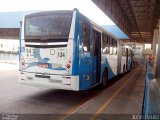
79,53,92,90
72,10,79,76
93,56,97,83
72,10,92,90
76,12,92,90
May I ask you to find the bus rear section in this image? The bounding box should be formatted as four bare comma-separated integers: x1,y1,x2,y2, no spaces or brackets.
19,10,80,91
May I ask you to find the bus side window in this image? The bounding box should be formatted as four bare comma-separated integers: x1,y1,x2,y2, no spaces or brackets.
81,22,90,52
93,29,101,55
102,33,109,54
113,39,117,55
109,37,113,55
122,46,126,56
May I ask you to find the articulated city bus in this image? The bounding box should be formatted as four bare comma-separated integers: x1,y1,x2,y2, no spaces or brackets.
19,9,133,91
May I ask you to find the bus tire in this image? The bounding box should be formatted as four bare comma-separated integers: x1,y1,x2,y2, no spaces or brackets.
101,69,108,87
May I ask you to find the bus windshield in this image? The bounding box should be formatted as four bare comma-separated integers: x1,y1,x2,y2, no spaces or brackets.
25,13,72,38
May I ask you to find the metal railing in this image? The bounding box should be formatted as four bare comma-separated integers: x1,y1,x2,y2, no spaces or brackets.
142,61,160,118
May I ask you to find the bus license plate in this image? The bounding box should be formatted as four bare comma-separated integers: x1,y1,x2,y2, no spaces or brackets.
50,79,63,84
38,63,49,68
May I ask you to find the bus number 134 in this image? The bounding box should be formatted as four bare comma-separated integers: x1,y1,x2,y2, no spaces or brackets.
57,52,66,58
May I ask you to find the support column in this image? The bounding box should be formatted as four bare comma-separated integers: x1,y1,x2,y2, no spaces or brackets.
155,20,160,78
152,29,158,56
152,29,158,67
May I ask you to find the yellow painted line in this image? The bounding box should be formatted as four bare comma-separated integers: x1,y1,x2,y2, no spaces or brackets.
90,70,138,120
56,94,98,120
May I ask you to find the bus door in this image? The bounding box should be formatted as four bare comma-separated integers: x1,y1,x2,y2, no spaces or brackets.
92,29,101,84
126,48,128,71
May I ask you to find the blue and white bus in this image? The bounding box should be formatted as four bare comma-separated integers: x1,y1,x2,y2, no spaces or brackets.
19,9,133,91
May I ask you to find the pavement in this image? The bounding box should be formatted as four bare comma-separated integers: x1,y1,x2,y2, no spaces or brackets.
0,63,146,120
64,65,146,120
0,63,18,71
0,63,103,120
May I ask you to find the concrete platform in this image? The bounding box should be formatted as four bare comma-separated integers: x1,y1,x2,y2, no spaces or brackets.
65,65,146,120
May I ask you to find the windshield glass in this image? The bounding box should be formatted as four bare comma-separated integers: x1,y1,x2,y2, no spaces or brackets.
25,13,72,38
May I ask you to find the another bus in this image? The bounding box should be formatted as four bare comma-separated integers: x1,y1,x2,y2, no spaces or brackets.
19,9,133,91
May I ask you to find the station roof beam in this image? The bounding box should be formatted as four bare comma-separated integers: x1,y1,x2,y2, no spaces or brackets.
92,0,160,43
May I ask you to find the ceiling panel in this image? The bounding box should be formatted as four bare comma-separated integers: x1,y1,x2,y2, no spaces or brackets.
92,0,160,43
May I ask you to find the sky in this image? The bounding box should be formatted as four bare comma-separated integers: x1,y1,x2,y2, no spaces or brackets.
0,0,115,25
